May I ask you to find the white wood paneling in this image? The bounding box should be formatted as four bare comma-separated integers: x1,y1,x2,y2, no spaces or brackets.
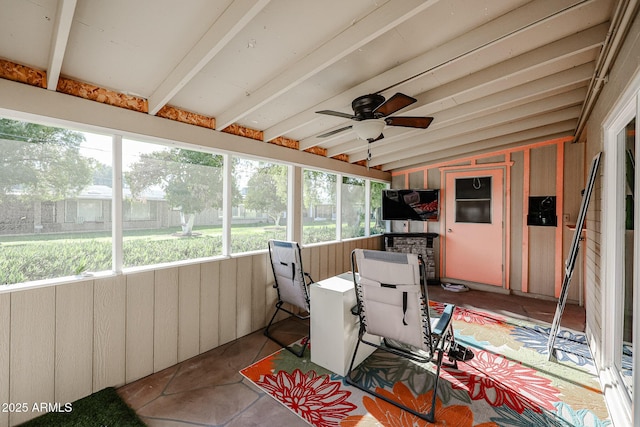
0,293,9,427
178,264,200,362
55,282,93,404
0,238,380,427
125,271,155,383
9,287,55,425
236,256,253,338
154,268,179,372
318,245,329,280
93,275,126,391
265,253,279,323
200,261,220,352
327,244,337,278
251,253,268,331
219,258,237,345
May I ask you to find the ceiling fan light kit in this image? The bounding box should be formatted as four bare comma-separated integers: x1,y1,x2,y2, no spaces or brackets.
353,119,386,141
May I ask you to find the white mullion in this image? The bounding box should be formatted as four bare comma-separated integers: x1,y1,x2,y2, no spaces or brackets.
222,153,232,255
336,174,342,241
112,134,123,273
365,179,371,236
633,90,640,426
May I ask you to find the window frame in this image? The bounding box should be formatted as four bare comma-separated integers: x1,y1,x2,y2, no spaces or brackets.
0,116,389,286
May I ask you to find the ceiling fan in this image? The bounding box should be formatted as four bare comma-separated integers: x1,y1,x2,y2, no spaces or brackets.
315,92,433,142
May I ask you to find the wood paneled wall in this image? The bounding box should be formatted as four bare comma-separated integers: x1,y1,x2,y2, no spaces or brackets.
390,138,584,300
0,237,381,426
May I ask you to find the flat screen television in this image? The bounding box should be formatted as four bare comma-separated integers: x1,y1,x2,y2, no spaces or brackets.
381,189,439,221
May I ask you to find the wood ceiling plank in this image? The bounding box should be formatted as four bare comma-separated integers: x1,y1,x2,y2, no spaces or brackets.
214,0,438,130
365,90,586,163
371,108,581,167
262,0,592,142
148,0,270,115
384,123,576,170
315,54,595,158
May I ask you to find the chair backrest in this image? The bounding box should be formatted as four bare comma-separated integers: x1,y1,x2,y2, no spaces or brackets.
351,248,431,351
268,240,310,312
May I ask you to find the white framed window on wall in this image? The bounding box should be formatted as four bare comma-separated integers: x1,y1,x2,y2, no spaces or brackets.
602,70,640,427
122,138,225,268
0,115,388,287
0,118,113,283
369,180,389,235
302,169,338,244
230,157,288,253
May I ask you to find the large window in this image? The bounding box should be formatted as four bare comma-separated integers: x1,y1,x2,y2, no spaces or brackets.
231,158,288,253
341,176,365,239
603,77,639,426
0,116,387,285
0,119,112,283
370,181,388,235
122,139,224,267
303,170,337,244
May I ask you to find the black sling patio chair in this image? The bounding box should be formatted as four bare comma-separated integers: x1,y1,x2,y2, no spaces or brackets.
265,240,313,357
345,248,473,423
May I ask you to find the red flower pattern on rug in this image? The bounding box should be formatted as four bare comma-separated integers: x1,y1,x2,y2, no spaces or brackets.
340,382,498,427
256,368,357,427
443,349,560,413
453,306,506,326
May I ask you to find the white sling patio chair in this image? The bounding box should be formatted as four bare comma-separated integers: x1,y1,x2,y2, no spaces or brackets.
346,248,472,423
265,240,313,357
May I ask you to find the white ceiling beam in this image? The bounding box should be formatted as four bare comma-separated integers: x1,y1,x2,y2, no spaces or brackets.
431,63,594,128
302,24,602,152
215,0,438,131
383,122,577,170
46,0,77,91
328,64,593,159
262,0,595,142
358,92,585,164
370,107,581,167
147,0,271,116
338,25,604,161
412,23,607,113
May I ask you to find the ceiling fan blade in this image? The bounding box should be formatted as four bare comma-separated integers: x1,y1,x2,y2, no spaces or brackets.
317,125,353,138
385,116,433,129
316,110,355,119
373,93,417,116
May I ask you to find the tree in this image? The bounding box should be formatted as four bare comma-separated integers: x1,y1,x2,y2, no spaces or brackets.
370,181,387,229
0,118,92,204
125,148,235,235
342,177,365,237
303,170,336,219
244,164,287,226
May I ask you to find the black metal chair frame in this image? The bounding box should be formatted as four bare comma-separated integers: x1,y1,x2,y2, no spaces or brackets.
265,240,313,357
344,249,459,423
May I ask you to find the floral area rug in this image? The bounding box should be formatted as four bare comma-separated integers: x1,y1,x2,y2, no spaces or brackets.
241,302,611,427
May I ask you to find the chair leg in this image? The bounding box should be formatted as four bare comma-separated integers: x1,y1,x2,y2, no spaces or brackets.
344,335,443,423
264,302,309,358
426,348,445,423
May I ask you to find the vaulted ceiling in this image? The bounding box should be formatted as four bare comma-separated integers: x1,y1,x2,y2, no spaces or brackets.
0,0,635,172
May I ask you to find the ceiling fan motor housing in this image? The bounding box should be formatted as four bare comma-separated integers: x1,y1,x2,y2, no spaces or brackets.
352,94,385,120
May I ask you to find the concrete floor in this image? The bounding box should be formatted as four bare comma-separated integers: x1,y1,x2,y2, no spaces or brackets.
117,286,586,426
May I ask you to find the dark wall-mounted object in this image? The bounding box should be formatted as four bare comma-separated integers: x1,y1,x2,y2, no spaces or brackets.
527,196,557,227
381,189,439,221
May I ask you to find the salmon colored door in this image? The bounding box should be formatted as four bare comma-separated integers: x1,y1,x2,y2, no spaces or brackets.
444,169,504,286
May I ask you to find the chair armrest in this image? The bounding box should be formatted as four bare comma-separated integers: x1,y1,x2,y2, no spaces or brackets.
432,303,455,336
